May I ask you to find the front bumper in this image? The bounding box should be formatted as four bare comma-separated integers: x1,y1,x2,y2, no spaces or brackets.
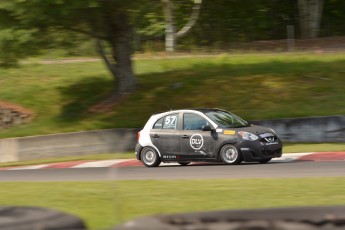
238,139,283,162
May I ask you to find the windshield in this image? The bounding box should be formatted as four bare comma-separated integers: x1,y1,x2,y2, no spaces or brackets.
204,110,249,128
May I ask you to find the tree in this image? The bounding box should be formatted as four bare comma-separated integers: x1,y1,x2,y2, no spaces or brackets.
321,0,345,37
163,0,202,52
298,0,324,38
0,0,153,103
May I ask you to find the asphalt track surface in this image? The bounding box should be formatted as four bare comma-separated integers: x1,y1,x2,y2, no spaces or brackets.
0,160,345,182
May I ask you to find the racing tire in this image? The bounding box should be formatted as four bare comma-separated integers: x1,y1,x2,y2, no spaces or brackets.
0,206,86,230
178,162,191,166
219,144,242,165
259,158,272,164
141,147,161,167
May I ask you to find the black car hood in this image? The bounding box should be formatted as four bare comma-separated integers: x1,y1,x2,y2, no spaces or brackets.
233,124,273,135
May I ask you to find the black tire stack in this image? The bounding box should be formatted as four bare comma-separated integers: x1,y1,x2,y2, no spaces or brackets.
113,206,345,230
0,206,86,230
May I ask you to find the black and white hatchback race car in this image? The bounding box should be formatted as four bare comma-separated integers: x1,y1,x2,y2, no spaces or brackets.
135,108,283,167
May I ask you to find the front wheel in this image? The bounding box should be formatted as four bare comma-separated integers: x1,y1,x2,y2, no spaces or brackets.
141,147,161,167
219,144,242,165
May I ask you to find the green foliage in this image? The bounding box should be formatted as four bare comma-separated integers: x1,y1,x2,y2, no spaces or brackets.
0,29,39,66
137,12,165,37
182,0,296,46
0,0,153,65
322,0,345,36
0,0,91,64
1,0,345,60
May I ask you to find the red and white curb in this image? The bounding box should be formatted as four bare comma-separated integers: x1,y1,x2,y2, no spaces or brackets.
1,152,345,171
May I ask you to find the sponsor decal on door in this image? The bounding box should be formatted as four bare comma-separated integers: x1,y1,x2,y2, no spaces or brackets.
190,134,204,150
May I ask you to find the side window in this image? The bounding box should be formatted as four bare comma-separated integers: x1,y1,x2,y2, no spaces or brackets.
163,114,179,130
183,113,209,130
153,117,164,129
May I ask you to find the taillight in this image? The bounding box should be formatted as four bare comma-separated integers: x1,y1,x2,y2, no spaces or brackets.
137,131,140,141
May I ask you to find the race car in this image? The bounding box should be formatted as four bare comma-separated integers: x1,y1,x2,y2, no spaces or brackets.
135,108,283,167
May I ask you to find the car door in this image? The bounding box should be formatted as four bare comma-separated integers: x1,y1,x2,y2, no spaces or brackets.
179,113,216,160
150,113,180,159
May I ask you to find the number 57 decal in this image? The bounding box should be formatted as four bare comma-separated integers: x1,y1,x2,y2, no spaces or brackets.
164,115,177,128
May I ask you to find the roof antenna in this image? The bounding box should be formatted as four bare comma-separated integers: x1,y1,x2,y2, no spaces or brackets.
162,104,173,111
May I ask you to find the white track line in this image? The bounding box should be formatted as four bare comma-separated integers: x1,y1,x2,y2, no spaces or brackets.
6,164,50,170
72,159,126,168
272,153,313,163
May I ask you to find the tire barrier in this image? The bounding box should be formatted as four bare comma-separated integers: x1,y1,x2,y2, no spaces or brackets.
1,206,345,229
0,206,86,230
113,206,345,230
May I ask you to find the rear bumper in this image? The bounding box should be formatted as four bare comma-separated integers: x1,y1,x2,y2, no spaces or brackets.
135,143,143,160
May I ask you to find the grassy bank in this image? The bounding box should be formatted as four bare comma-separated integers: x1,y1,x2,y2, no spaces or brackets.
283,142,345,153
1,53,345,138
1,178,345,229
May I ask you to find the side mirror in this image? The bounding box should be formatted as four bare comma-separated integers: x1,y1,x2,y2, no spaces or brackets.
201,125,213,131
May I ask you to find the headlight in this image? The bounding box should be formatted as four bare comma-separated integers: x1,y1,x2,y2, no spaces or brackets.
238,131,259,141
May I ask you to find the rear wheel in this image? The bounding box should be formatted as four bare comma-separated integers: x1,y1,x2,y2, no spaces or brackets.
178,162,191,166
220,144,242,165
141,147,161,167
259,158,272,164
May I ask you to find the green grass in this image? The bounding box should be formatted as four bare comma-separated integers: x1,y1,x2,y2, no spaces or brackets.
1,53,345,138
284,143,345,153
1,178,345,229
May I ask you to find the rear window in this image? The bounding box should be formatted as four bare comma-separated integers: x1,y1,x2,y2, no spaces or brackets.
152,113,179,130
153,117,164,129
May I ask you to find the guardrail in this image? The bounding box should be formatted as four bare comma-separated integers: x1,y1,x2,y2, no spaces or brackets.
0,128,139,162
251,115,345,142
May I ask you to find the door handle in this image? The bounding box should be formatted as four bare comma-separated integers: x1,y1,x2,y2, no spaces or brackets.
181,135,189,139
152,134,159,138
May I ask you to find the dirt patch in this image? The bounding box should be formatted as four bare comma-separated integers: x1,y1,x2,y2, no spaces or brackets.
0,101,34,128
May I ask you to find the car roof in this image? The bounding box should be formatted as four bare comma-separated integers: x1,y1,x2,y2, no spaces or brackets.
154,108,226,115
193,108,227,113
